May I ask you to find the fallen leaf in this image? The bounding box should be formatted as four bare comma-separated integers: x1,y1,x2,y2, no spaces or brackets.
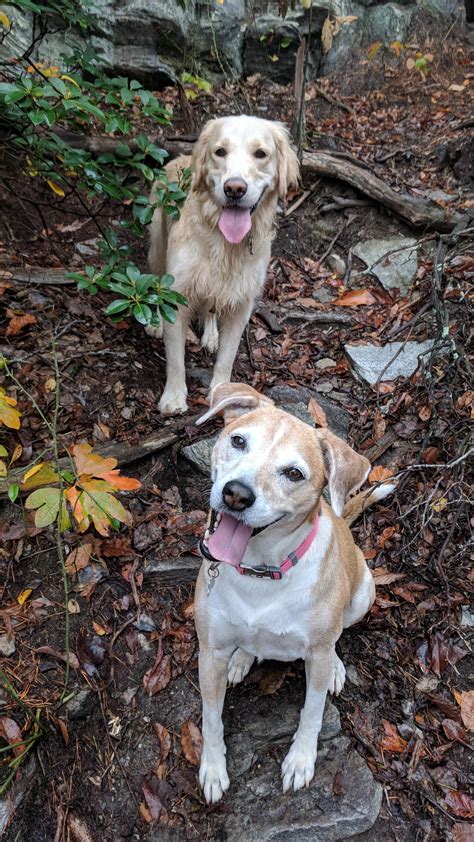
58,719,69,745
76,630,106,678
0,717,23,756
5,311,37,336
65,543,93,576
442,719,469,744
308,397,328,428
380,720,407,753
369,465,394,483
36,646,80,669
333,289,376,307
17,588,32,606
429,633,467,677
68,599,80,614
143,641,172,695
47,179,65,196
378,527,395,549
454,690,474,732
0,388,21,429
142,783,163,823
181,720,203,766
140,802,153,824
445,791,474,819
153,722,171,763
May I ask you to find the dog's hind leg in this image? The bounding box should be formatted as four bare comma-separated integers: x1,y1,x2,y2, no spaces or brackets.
198,647,232,803
201,311,219,354
227,648,254,686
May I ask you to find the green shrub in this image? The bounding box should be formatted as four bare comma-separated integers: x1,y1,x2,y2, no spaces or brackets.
0,0,189,326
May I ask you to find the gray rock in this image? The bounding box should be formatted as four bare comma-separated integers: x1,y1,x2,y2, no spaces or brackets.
0,634,15,657
182,435,217,475
315,357,337,370
352,236,418,295
345,339,435,384
0,757,37,836
66,688,94,720
327,253,347,276
224,703,382,842
460,606,474,628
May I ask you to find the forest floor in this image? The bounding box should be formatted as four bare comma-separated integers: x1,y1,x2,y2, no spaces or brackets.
0,35,473,842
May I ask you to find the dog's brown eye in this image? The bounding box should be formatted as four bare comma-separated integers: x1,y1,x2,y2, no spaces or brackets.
215,147,227,157
231,435,246,450
254,149,267,159
284,467,305,482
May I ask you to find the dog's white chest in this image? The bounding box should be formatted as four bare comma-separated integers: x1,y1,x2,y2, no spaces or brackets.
208,565,315,662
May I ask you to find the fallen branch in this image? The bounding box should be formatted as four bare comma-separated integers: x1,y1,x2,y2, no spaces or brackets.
55,129,194,160
301,151,464,233
1,267,75,285
0,429,178,498
283,309,353,325
143,555,201,583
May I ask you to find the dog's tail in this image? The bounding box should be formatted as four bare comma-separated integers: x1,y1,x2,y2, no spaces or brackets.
342,483,396,526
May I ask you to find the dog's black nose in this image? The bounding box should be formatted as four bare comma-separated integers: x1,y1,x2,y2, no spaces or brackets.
224,178,248,200
223,480,255,511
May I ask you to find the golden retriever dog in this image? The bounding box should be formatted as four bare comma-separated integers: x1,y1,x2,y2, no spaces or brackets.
146,115,300,415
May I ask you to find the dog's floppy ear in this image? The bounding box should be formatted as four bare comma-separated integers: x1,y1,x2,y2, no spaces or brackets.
191,119,220,193
316,429,370,518
196,382,274,426
273,122,300,201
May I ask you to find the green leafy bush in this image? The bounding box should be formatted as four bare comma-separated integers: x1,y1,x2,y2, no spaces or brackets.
0,0,189,326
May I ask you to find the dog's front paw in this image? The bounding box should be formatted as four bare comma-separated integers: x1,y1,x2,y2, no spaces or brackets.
281,744,317,793
158,386,188,416
227,648,254,686
199,751,230,803
329,653,346,696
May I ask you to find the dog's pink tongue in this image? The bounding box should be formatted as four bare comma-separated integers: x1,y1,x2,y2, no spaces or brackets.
207,513,253,566
218,207,252,244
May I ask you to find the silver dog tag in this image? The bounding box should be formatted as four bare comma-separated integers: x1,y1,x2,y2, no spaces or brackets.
207,562,220,596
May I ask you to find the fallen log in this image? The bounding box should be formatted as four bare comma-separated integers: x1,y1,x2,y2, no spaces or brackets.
283,309,353,326
143,554,201,584
301,151,463,233
55,129,194,159
0,267,75,285
0,429,178,499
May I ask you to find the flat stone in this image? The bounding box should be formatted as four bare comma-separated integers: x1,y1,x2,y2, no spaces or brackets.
352,236,418,295
315,357,337,370
224,696,381,841
0,634,15,657
460,606,474,628
345,340,435,385
181,435,217,475
66,688,94,720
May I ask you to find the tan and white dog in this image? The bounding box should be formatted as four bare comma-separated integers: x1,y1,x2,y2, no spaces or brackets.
193,383,395,803
147,115,299,416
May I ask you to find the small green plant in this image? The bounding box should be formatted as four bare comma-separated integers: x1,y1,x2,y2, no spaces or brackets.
0,1,190,327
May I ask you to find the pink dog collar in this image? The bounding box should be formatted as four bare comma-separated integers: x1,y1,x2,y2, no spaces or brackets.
201,510,321,581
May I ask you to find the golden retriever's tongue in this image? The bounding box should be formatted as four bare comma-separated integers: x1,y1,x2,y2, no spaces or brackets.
218,207,252,244
207,513,253,566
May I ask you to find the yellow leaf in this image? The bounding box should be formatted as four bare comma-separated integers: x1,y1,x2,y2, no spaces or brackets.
0,12,11,28
17,588,32,606
46,180,65,197
92,622,107,636
270,54,279,62
42,65,59,78
368,41,382,60
301,0,312,8
44,377,56,393
0,388,21,429
60,74,80,88
0,460,7,478
432,497,448,513
21,461,59,489
10,443,22,465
